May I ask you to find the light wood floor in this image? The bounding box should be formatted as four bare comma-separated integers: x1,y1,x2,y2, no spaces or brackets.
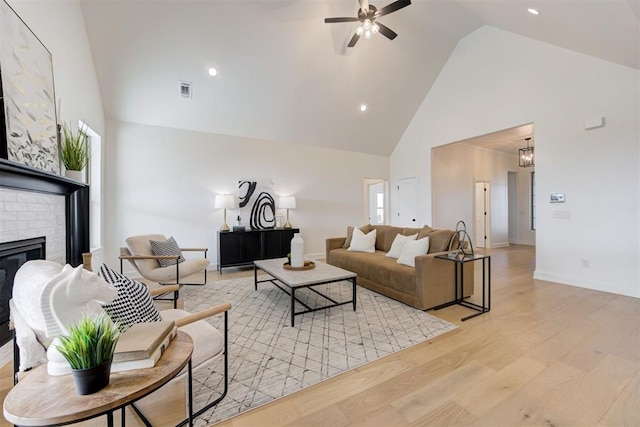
2,245,638,426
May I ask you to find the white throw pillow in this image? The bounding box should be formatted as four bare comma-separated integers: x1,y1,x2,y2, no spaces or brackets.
347,227,377,253
386,233,418,259
397,237,430,267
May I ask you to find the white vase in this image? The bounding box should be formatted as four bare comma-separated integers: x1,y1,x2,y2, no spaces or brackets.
65,169,83,182
290,233,304,268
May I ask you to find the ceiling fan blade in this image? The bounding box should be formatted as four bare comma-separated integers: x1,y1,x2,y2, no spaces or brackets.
375,0,411,17
348,32,361,48
325,17,359,23
376,22,398,40
359,0,370,13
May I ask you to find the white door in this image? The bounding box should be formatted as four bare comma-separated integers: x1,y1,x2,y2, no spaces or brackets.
508,172,517,244
475,182,491,248
397,177,418,227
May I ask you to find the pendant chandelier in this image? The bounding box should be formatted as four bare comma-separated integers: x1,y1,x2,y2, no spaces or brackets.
519,137,534,167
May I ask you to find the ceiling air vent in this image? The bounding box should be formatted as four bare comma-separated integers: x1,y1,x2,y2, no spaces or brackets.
179,81,192,99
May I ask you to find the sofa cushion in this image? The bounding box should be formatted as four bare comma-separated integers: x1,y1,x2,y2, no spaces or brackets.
402,227,422,236
347,228,377,253
397,237,430,267
386,233,418,259
417,225,434,240
426,229,455,253
328,249,417,295
343,224,373,248
372,225,403,252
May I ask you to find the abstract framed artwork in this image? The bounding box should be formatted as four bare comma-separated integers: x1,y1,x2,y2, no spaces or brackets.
238,179,276,230
0,0,59,174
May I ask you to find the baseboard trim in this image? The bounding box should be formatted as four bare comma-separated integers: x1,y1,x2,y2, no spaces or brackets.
490,242,510,248
533,270,640,298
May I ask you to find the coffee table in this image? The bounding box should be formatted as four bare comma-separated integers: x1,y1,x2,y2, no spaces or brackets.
254,258,357,326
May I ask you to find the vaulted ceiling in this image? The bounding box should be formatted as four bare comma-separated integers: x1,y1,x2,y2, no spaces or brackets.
80,0,639,157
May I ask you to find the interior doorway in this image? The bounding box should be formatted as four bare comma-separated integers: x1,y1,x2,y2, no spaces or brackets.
431,123,536,251
508,172,517,243
475,182,490,248
363,179,388,225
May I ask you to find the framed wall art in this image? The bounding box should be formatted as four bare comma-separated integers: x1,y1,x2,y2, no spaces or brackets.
238,179,276,230
0,0,59,174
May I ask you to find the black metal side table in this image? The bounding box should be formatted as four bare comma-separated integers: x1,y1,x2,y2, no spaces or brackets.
433,253,491,321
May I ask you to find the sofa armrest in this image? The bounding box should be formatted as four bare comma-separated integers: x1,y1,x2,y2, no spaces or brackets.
413,251,475,309
326,237,346,260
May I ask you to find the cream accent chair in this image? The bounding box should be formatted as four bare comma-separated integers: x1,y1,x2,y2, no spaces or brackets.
11,260,230,426
120,234,210,286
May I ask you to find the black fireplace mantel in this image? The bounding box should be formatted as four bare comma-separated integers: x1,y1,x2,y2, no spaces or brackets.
0,159,89,266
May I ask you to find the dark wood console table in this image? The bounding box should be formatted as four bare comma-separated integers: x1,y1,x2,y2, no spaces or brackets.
217,228,299,273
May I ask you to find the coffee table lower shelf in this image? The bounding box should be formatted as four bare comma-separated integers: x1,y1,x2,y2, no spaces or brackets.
253,258,357,327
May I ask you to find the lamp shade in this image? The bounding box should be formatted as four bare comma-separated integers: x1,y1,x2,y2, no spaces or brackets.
279,196,296,209
215,194,236,209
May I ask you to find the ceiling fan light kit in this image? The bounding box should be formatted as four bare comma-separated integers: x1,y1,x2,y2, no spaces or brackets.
324,0,412,48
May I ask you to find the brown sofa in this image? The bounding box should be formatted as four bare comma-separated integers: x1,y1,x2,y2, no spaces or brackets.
325,225,474,310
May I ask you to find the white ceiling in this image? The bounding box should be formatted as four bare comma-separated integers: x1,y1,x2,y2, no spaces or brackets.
80,0,639,157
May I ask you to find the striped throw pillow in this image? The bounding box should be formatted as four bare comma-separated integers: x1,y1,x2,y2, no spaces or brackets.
149,236,185,268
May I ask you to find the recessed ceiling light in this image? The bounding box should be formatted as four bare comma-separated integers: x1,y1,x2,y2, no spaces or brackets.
360,104,367,112
527,8,539,15
208,67,218,77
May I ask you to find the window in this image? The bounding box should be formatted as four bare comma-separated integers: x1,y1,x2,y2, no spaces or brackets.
530,171,536,231
79,121,102,249
376,193,384,224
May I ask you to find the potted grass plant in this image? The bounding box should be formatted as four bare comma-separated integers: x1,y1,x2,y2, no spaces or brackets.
56,313,120,395
60,122,89,182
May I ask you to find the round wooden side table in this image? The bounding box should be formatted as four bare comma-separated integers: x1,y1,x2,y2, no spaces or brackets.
3,331,194,427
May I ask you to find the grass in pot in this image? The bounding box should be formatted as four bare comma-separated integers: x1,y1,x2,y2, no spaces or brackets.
56,313,120,395
60,122,89,180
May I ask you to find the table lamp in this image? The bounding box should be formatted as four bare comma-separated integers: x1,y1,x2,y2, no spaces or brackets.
279,196,296,229
215,194,236,231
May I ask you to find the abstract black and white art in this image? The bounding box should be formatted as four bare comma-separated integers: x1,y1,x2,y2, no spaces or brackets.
0,0,59,174
238,179,276,230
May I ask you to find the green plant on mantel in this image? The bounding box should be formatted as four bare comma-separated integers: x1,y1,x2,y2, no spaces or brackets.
56,313,120,370
60,122,89,171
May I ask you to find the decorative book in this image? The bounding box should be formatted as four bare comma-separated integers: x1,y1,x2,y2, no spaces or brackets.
111,325,178,372
114,321,175,362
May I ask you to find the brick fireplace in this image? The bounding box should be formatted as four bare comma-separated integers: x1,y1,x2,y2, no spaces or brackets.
0,159,89,265
0,159,90,347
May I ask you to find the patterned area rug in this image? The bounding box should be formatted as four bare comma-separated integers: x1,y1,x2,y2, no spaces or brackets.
182,274,457,426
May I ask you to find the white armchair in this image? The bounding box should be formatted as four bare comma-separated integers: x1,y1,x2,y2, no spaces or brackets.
10,260,230,426
120,234,209,286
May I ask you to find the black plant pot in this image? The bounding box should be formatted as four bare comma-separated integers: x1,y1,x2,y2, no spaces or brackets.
71,359,112,395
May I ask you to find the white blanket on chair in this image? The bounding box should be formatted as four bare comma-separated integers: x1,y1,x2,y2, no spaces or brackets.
9,300,47,372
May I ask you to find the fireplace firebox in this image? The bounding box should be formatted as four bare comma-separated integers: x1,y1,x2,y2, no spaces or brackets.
0,237,46,346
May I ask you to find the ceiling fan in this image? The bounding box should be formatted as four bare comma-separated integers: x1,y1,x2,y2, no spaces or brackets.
324,0,412,48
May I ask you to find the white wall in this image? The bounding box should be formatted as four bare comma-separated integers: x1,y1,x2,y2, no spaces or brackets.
104,120,389,271
391,26,639,298
432,142,533,248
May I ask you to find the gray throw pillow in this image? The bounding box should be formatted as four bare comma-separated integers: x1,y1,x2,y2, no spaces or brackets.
149,236,185,268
